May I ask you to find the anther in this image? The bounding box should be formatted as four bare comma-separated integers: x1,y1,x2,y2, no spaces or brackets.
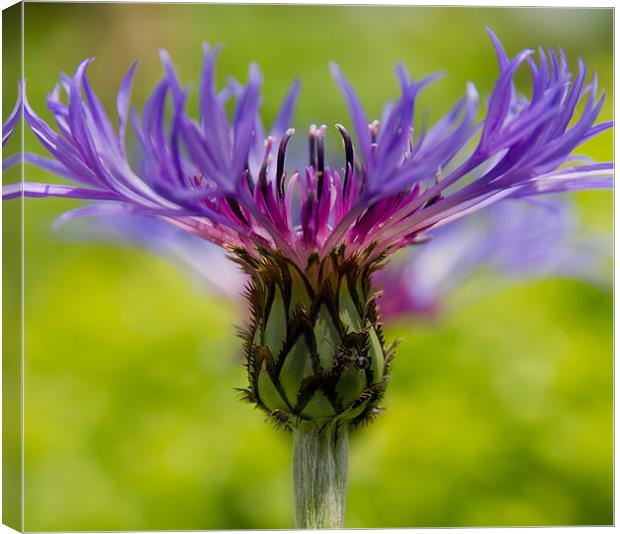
258,136,275,199
316,125,326,201
423,193,442,208
317,126,326,176
246,172,255,194
226,195,250,226
244,158,254,194
276,129,294,199
335,123,354,194
308,124,318,168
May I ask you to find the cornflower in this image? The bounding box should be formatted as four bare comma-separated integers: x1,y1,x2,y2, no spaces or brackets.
3,30,612,528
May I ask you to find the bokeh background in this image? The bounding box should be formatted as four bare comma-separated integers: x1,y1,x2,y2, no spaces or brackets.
2,4,613,530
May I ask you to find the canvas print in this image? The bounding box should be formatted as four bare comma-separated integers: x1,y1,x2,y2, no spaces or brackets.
1,3,613,530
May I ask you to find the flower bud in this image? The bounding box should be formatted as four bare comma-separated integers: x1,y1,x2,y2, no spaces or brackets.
234,248,393,428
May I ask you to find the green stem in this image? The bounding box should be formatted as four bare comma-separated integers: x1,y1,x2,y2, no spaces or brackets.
292,423,349,529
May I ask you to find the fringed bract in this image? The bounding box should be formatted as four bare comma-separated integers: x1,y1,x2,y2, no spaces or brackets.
233,245,395,429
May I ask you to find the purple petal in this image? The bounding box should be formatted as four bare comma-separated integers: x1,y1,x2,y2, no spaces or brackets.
3,182,121,201
117,61,139,148
271,79,300,139
232,63,263,181
3,153,20,172
199,43,232,165
329,62,372,164
2,80,22,146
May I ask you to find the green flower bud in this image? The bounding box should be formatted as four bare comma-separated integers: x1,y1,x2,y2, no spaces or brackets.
234,247,394,429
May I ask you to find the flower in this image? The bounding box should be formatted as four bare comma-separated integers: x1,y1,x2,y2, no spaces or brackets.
66,197,611,324
374,199,612,321
3,30,612,430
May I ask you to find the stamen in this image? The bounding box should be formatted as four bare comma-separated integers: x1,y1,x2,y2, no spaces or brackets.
423,193,442,208
302,190,315,244
421,168,443,207
277,128,295,199
226,195,250,226
246,172,255,194
335,124,354,194
308,124,318,168
316,125,326,201
258,136,275,199
243,156,254,193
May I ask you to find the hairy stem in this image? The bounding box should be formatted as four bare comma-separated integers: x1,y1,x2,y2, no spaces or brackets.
292,423,349,529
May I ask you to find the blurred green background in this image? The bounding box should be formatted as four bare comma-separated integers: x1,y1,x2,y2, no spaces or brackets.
2,4,613,530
